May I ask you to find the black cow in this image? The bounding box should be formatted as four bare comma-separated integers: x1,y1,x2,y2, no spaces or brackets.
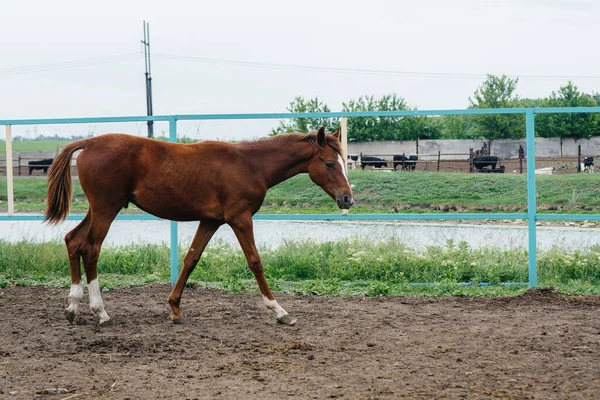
393,154,418,171
581,156,594,173
473,156,499,170
360,156,387,169
28,158,54,175
347,155,359,169
476,165,505,173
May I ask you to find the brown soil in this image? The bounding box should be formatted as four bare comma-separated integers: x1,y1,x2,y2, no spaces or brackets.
1,286,599,399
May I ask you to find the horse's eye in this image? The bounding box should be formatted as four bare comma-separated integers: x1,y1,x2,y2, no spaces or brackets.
325,161,335,169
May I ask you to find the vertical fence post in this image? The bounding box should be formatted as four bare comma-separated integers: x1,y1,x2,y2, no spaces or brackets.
525,109,537,287
5,125,14,216
437,151,441,172
168,117,179,286
519,145,524,174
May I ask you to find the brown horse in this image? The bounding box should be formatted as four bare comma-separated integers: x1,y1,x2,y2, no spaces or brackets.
45,127,353,326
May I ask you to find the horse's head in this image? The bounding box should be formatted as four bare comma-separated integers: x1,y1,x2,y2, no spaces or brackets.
308,127,354,210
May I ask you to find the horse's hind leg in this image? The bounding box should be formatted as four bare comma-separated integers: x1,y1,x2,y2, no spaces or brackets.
229,214,296,326
168,220,221,323
64,212,91,323
80,210,117,324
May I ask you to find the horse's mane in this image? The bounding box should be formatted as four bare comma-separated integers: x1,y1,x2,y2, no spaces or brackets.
241,132,342,155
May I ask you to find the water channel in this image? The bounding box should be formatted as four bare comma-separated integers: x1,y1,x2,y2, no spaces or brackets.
1,219,598,251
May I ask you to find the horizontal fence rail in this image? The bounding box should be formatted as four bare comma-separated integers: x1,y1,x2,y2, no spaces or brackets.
3,107,600,287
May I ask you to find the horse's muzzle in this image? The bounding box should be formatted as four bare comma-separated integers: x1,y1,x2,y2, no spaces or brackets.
336,194,354,209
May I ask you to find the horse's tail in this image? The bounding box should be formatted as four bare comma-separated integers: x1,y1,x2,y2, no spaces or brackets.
44,140,89,224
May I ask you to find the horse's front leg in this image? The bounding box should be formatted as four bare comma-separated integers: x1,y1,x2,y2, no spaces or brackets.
168,220,221,323
229,214,296,325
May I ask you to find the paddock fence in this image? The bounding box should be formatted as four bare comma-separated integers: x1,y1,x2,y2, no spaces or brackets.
3,107,600,287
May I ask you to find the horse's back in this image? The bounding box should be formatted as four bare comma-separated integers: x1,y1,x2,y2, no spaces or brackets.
75,134,260,220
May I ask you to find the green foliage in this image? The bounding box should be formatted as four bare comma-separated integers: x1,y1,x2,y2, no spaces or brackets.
342,94,407,141
536,82,600,139
271,94,441,141
342,94,441,141
438,115,476,139
271,96,338,135
2,239,600,296
469,74,525,139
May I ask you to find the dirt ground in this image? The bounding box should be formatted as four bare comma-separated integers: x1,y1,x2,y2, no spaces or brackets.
0,286,599,399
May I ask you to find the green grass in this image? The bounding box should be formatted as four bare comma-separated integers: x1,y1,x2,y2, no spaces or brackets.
2,171,600,215
1,239,599,296
0,140,72,155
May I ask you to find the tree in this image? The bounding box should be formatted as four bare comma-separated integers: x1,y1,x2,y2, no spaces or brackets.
342,94,440,141
536,82,600,139
439,115,476,139
469,75,524,139
271,96,337,135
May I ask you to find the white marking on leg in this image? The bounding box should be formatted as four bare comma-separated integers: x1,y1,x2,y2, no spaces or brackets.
88,279,110,323
262,295,288,319
66,283,83,314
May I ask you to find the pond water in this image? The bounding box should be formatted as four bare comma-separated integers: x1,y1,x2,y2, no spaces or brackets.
1,219,598,251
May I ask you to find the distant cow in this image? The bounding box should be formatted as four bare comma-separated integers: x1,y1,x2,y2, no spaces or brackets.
28,158,54,175
360,155,387,169
476,165,505,174
393,154,418,171
582,156,594,173
347,155,359,170
473,156,499,170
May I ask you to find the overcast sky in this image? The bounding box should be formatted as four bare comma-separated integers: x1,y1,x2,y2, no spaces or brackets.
2,0,599,140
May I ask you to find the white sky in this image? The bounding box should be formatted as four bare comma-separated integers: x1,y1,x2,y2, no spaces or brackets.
1,0,599,140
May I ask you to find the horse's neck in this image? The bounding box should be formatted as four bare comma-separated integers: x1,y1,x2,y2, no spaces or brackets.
241,141,314,188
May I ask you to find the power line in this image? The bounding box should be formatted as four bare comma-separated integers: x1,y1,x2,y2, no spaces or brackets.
153,52,600,81
0,53,142,77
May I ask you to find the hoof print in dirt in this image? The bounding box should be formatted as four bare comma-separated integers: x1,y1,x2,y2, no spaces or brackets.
277,315,297,326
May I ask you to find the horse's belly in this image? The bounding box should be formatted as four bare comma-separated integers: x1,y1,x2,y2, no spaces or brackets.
131,188,223,222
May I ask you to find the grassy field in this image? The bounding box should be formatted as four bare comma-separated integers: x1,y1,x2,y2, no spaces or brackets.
0,140,72,155
1,170,600,214
2,171,599,296
1,238,599,296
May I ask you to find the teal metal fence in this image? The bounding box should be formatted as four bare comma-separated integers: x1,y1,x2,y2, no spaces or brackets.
3,107,600,287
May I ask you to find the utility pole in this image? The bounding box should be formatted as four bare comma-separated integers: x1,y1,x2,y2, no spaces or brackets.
141,21,154,138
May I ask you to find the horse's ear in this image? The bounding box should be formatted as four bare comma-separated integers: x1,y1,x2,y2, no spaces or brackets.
331,128,340,140
316,127,326,147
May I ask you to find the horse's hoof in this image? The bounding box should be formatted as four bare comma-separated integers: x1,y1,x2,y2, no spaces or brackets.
172,317,185,325
94,315,112,327
277,314,297,326
64,308,75,324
